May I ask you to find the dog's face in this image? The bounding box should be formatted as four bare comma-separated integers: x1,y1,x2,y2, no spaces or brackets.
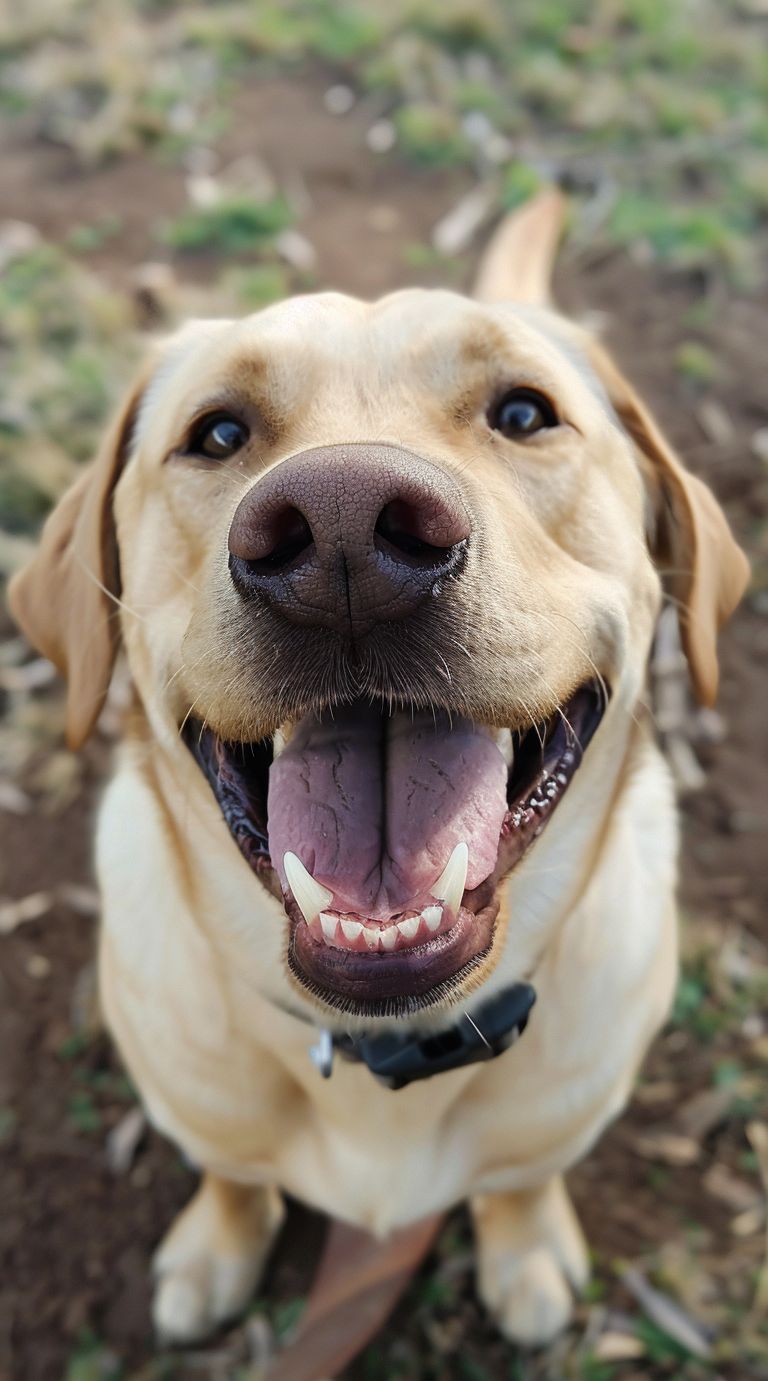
10,287,748,1023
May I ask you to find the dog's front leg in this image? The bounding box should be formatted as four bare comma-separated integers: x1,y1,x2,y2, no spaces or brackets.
471,1176,589,1346
152,1173,285,1344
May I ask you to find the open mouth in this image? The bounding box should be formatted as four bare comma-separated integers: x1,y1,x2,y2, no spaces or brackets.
185,681,606,1016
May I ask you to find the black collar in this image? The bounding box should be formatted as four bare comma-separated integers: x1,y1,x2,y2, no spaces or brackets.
308,983,537,1090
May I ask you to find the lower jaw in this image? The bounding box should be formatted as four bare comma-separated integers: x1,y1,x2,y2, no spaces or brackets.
185,680,607,1020
287,896,500,1018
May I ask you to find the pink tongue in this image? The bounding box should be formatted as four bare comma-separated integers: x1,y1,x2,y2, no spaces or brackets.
268,702,508,917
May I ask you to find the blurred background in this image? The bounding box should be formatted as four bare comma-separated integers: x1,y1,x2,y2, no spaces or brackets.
1,2,767,1378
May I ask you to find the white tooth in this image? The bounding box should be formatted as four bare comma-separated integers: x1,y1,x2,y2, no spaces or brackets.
340,919,363,942
272,727,288,759
422,905,443,933
380,925,398,951
320,912,337,941
397,915,420,940
431,841,468,916
493,727,513,767
283,852,333,926
362,925,381,949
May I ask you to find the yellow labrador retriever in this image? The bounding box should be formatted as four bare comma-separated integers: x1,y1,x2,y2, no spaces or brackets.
10,192,748,1347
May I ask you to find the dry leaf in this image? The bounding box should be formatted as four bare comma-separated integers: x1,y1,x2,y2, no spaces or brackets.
634,1080,677,1106
106,1107,146,1175
704,1162,762,1212
593,1331,645,1361
676,1087,733,1142
746,1122,768,1316
621,1266,712,1359
58,883,100,917
630,1129,700,1166
432,183,497,256
0,890,54,934
732,1205,766,1238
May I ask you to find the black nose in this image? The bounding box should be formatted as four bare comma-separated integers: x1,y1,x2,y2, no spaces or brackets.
228,443,471,636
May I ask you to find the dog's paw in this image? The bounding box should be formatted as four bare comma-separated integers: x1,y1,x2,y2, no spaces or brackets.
473,1178,589,1348
152,1179,284,1344
478,1242,577,1347
153,1253,259,1344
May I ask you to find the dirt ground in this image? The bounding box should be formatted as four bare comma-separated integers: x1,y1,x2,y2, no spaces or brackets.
1,68,767,1381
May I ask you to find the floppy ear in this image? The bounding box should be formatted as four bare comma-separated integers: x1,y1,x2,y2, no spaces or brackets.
586,338,750,706
473,186,567,305
8,367,151,748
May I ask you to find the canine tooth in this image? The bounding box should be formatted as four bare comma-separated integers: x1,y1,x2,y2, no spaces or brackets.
422,905,443,933
362,925,381,949
397,915,420,940
340,919,363,942
380,925,398,951
493,728,514,767
431,841,468,916
320,912,337,941
283,852,333,926
272,727,288,759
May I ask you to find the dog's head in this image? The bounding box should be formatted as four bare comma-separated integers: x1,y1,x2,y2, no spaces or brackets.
10,194,748,1023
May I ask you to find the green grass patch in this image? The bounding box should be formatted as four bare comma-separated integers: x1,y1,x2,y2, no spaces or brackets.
67,1090,102,1135
64,1330,122,1381
66,215,124,254
674,341,718,386
394,103,469,167
161,195,293,253
271,1295,305,1341
224,263,292,309
501,161,542,210
608,193,749,271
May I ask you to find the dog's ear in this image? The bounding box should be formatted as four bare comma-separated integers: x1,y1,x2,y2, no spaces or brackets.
473,187,566,305
8,364,152,748
586,338,749,706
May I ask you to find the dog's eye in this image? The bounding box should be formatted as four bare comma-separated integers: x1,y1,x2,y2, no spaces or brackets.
489,389,558,438
189,414,249,460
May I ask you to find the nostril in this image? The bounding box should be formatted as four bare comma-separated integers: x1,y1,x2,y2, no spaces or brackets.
239,504,314,574
374,498,468,569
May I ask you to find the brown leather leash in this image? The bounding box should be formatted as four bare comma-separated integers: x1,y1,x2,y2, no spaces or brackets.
265,1214,445,1381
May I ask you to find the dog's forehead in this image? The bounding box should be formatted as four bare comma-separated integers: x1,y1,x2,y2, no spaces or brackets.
138,289,609,443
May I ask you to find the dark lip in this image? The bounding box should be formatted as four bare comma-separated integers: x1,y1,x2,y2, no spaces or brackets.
183,680,607,1015
286,895,500,1019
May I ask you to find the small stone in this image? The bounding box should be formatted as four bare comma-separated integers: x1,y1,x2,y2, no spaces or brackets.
593,1332,645,1361
26,954,52,980
185,173,222,208
697,399,733,445
324,84,355,116
275,228,317,272
751,426,768,465
0,779,31,815
0,220,41,272
367,120,396,154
